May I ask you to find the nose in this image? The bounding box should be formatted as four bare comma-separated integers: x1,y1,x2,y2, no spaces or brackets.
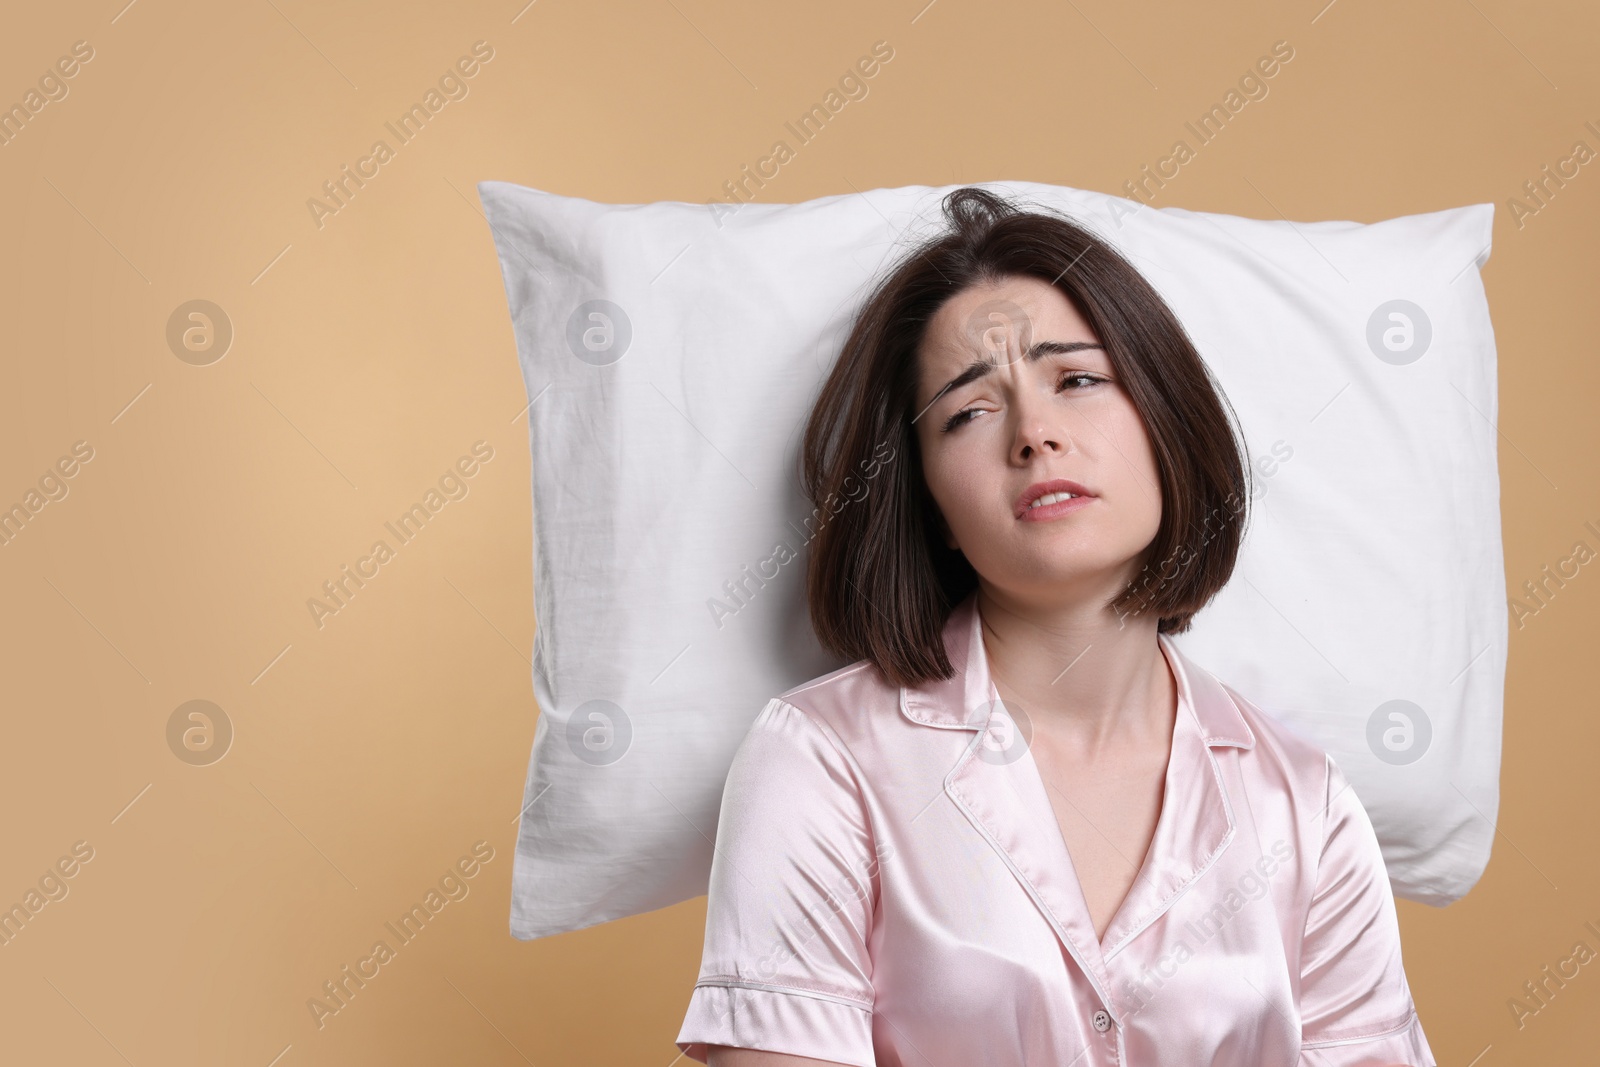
1009,377,1073,463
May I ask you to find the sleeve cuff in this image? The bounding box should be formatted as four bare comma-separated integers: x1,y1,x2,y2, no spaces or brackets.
1298,1010,1436,1067
675,979,875,1067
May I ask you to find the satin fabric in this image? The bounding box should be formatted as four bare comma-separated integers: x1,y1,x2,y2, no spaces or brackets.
676,593,1436,1066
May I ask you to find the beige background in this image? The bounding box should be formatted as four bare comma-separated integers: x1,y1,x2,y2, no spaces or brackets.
0,0,1595,1063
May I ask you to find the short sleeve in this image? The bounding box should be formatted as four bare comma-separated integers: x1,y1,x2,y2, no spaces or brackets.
675,697,882,1067
1296,754,1437,1067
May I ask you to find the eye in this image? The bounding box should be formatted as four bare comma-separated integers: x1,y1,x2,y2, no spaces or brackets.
942,407,980,432
940,372,1109,433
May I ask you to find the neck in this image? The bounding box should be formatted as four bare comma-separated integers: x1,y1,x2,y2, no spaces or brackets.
975,584,1175,755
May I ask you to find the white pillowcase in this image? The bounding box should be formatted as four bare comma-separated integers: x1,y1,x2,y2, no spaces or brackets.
477,178,1504,938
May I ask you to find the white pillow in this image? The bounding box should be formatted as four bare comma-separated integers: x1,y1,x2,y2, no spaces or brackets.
477,179,1504,938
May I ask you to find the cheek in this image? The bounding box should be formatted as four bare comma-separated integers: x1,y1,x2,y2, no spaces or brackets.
1099,401,1160,475
1105,404,1164,528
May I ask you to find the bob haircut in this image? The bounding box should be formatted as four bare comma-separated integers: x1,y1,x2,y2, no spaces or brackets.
799,186,1252,689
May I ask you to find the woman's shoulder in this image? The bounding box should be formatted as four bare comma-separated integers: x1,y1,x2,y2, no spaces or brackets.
714,665,892,847
722,656,923,796
770,656,901,731
727,658,888,756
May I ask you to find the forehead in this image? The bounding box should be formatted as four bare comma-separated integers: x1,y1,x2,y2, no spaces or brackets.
918,277,1105,380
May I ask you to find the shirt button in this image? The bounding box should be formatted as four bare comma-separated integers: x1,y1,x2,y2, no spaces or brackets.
1091,1009,1112,1033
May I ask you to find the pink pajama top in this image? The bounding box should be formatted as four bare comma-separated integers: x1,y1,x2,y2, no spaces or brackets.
675,593,1436,1066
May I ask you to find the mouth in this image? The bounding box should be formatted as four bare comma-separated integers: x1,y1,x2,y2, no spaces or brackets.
1015,479,1096,520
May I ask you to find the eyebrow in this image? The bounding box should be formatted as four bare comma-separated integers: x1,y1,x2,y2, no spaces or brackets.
932,339,1105,405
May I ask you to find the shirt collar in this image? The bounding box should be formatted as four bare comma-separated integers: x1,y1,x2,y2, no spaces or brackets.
913,591,1258,1004
899,592,1256,752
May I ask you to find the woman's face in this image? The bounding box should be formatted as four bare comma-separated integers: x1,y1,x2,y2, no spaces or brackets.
912,273,1164,609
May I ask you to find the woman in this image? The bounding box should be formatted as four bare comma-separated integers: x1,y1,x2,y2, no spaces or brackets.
674,187,1435,1066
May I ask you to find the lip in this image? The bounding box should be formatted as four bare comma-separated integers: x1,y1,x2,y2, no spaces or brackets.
1015,478,1096,521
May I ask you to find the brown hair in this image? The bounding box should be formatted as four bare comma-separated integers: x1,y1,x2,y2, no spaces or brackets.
799,186,1251,688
